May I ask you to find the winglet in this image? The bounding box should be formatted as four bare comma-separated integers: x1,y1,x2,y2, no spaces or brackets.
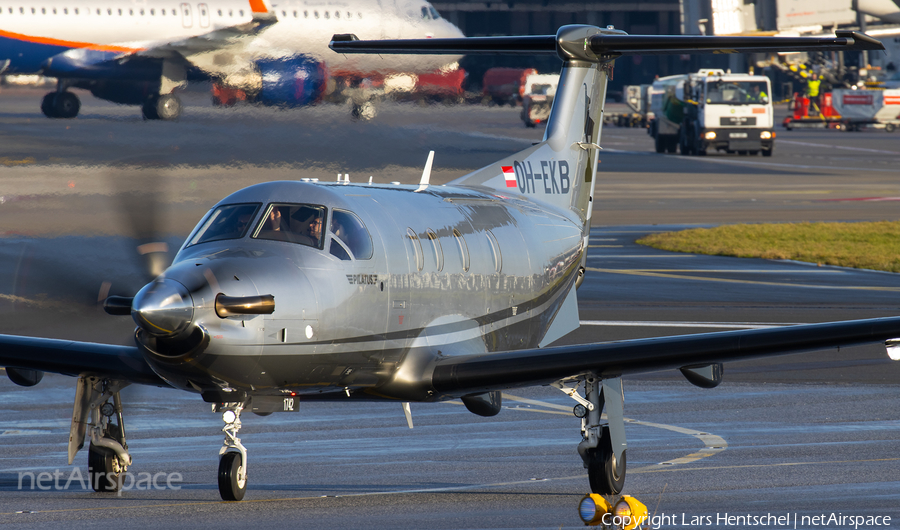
249,0,277,21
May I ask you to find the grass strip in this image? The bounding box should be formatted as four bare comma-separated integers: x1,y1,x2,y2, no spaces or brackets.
636,221,900,273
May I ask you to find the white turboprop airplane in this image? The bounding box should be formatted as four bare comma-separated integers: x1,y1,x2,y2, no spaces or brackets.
0,0,463,119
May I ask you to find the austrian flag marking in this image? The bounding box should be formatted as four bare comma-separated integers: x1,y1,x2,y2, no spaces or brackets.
502,166,517,188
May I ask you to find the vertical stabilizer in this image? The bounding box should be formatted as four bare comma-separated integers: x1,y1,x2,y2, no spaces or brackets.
448,25,624,230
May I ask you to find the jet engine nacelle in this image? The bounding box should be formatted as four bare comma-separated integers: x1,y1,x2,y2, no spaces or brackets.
256,56,328,108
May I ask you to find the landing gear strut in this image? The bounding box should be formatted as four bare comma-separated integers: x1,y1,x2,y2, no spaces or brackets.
69,376,132,492
554,374,627,494
217,403,247,501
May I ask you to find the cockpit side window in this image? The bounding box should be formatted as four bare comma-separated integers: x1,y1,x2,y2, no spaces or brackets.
329,209,373,260
252,203,327,249
187,203,260,247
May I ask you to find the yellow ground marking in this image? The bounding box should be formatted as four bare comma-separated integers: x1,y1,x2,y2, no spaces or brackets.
586,267,900,292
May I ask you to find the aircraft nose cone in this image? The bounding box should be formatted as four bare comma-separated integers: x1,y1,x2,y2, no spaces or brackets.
132,279,194,337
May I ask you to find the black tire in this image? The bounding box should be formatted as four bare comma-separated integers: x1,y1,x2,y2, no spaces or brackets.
885,123,896,133
665,136,677,153
218,452,247,501
88,443,124,492
53,91,80,119
654,134,664,153
141,99,159,120
762,147,773,157
587,426,626,495
41,92,58,118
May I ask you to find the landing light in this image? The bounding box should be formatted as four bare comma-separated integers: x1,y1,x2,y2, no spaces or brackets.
223,410,236,424
704,131,717,140
578,494,611,525
613,496,648,530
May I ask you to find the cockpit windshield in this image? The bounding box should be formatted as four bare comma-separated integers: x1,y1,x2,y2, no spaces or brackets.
252,203,327,249
187,203,260,247
705,81,769,104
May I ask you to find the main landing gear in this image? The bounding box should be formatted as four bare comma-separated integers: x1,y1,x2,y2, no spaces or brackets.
41,90,81,119
217,403,247,501
142,94,182,121
70,376,132,492
554,374,627,494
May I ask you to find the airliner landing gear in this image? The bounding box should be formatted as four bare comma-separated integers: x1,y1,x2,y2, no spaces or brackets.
41,90,80,118
217,403,247,501
142,94,182,121
555,374,627,495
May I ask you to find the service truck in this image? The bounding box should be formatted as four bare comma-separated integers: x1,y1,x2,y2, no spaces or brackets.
648,69,775,156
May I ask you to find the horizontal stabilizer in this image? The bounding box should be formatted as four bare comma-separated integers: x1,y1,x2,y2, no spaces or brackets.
330,29,884,60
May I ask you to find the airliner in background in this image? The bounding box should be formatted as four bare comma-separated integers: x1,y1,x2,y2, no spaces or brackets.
0,0,464,119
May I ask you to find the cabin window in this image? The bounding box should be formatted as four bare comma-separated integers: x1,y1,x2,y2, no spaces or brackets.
218,9,222,16
150,8,155,15
329,209,373,260
323,11,329,19
407,229,423,271
313,10,318,18
453,229,469,272
486,230,502,273
187,203,260,247
426,229,443,271
74,7,78,14
238,9,243,16
41,7,45,14
95,8,99,14
303,10,308,18
252,203,326,250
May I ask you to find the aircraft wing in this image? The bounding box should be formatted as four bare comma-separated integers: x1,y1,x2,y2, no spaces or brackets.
431,317,900,395
44,11,277,81
0,334,167,387
137,13,277,61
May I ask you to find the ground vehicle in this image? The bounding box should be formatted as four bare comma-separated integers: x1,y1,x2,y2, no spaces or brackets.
649,69,775,156
482,67,537,105
520,73,558,127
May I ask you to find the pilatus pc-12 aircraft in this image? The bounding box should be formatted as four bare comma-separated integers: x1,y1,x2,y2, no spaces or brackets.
0,0,463,119
0,27,895,501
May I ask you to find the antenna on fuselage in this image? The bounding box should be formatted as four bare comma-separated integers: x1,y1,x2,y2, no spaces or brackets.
417,151,435,192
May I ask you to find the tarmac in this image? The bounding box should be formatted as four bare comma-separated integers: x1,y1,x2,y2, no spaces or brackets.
1,87,899,528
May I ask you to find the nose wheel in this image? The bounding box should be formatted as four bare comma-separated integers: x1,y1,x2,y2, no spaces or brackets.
217,403,248,501
218,452,247,501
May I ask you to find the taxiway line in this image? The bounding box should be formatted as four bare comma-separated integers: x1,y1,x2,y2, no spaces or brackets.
586,267,900,292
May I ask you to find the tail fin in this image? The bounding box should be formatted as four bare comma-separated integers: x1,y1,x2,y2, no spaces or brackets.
448,26,618,228
330,26,882,227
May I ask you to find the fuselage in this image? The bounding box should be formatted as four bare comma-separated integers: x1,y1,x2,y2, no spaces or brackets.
0,0,463,76
135,180,583,403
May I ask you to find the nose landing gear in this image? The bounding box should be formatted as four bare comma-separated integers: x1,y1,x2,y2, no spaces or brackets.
217,403,247,501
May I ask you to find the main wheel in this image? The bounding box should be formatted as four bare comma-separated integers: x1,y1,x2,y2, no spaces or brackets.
155,94,182,120
218,452,247,501
51,91,80,119
41,92,58,118
587,426,626,495
88,442,124,492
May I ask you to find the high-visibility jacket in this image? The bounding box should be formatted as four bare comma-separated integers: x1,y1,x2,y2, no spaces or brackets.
807,79,821,97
